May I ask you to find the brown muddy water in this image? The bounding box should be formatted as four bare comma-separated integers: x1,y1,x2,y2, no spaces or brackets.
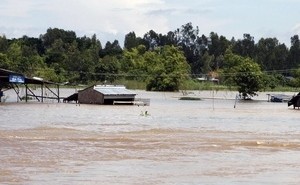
1,89,300,185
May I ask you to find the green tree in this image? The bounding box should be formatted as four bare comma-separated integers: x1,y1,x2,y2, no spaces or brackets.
221,49,243,86
35,67,61,82
45,39,66,66
41,28,76,49
290,68,300,87
95,55,120,83
0,35,9,53
145,45,190,91
143,30,160,50
7,41,22,72
222,50,263,98
274,43,289,70
287,35,300,69
254,38,288,71
77,34,102,52
120,45,147,80
64,41,92,83
233,58,263,99
201,51,214,75
260,73,281,90
208,32,230,70
99,40,123,58
232,33,255,58
0,53,10,69
173,22,209,75
22,36,45,55
124,32,144,51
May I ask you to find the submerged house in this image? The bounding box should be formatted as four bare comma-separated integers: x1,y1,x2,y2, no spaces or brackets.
78,85,136,105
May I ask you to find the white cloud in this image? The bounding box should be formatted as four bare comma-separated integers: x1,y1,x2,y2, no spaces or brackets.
1,0,300,47
0,0,31,17
292,24,300,35
31,0,169,38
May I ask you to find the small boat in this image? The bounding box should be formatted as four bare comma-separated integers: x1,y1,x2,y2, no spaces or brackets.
267,94,292,102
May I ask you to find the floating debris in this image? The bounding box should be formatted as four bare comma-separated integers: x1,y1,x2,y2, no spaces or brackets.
179,97,201,101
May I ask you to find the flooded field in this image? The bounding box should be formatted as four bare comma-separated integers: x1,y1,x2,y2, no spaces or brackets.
1,89,300,185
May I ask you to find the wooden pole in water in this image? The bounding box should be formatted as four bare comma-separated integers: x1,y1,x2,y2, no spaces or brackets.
41,83,44,103
234,94,238,108
212,90,215,110
57,84,60,103
25,84,28,102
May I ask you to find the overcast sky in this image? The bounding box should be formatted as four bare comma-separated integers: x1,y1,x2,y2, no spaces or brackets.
1,0,300,47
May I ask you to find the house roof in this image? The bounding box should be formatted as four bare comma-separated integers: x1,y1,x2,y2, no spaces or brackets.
0,68,57,85
93,85,136,96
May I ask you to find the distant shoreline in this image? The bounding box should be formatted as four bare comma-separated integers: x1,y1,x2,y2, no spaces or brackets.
1,88,298,103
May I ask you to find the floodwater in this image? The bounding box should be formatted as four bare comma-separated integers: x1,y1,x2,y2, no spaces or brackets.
1,89,300,185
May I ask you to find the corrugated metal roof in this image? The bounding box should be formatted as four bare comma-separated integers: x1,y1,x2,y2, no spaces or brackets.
94,85,136,95
0,68,58,85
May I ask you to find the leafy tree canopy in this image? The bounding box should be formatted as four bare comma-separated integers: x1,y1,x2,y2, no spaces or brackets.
223,51,263,98
1,24,300,91
145,45,190,91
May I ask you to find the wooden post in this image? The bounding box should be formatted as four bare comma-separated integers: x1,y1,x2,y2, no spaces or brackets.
212,90,215,110
41,83,44,103
25,84,28,102
57,84,60,103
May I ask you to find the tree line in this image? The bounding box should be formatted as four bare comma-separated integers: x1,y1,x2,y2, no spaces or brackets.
1,22,300,96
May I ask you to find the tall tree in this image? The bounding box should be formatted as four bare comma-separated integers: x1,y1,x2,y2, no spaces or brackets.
208,32,230,69
143,30,160,50
174,22,206,74
120,45,147,80
232,33,255,58
255,38,288,71
0,35,9,53
45,38,66,66
0,53,10,69
274,43,289,70
95,55,120,83
41,28,76,49
124,32,144,51
6,41,22,72
160,31,178,46
22,35,45,55
288,35,300,69
76,34,102,52
255,38,278,70
99,40,123,58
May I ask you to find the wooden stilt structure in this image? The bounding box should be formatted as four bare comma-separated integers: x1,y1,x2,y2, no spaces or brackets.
0,68,61,103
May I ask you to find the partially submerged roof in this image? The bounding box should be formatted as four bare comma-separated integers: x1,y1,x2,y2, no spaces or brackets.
0,68,61,103
0,68,57,85
93,85,136,96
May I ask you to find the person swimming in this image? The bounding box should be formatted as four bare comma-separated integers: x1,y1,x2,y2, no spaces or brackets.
140,111,150,116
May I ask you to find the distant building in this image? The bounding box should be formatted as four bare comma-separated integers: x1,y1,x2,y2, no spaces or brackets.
196,77,219,84
196,71,219,84
78,85,136,105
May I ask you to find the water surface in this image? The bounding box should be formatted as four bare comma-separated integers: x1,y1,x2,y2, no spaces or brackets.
1,90,300,185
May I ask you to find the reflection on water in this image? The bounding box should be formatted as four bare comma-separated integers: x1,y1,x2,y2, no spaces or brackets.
1,90,300,184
